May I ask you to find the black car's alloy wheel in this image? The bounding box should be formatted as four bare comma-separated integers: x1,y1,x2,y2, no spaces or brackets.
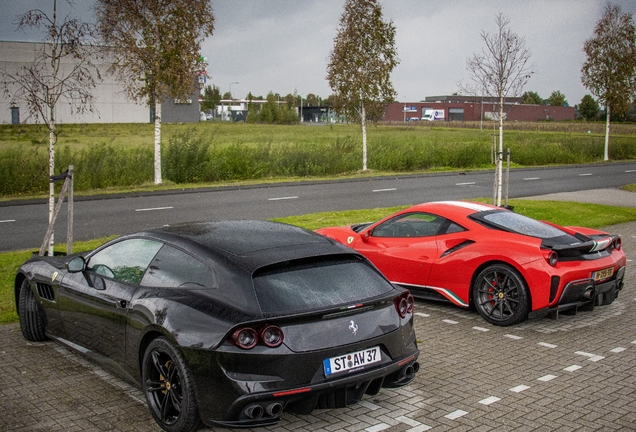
473,264,529,326
142,337,201,432
18,279,48,342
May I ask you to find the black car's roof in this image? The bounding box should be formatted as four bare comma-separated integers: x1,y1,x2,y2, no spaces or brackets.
140,220,355,272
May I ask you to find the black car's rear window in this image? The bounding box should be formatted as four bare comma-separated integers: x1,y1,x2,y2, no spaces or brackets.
472,210,566,239
253,256,395,315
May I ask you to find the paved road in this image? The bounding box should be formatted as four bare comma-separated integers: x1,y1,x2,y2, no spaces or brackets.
2,191,635,431
1,162,636,252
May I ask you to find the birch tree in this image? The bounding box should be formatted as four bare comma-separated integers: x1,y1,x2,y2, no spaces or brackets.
462,13,533,206
582,3,636,161
327,0,398,171
94,0,215,184
0,0,100,255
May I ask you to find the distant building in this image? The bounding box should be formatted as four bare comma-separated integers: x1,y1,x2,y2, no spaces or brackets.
0,41,199,124
384,95,575,122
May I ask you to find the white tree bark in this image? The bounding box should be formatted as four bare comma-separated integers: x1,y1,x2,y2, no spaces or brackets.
48,117,55,255
361,102,368,171
154,98,162,184
497,95,504,206
604,104,610,161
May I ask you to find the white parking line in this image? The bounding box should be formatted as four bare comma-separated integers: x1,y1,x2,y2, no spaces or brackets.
472,326,489,332
504,334,523,340
538,375,557,382
135,206,173,212
538,342,557,348
0,219,16,223
372,188,397,192
626,170,636,173
456,182,476,186
610,347,627,353
578,173,593,176
564,365,582,372
268,196,298,201
509,385,530,393
415,312,430,318
478,396,500,405
443,319,459,324
523,177,540,180
445,410,468,420
365,423,390,432
575,351,604,362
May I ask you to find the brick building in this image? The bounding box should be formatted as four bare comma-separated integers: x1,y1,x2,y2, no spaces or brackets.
384,95,575,122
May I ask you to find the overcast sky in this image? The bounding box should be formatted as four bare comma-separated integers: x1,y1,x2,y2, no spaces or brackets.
2,0,635,105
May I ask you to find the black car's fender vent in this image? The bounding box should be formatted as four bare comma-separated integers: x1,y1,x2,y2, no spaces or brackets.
36,283,55,302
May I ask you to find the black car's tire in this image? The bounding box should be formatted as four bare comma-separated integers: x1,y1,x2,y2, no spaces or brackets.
472,264,530,326
18,278,48,342
142,337,201,432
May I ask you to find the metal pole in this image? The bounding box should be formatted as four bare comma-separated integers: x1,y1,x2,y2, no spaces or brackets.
67,165,73,255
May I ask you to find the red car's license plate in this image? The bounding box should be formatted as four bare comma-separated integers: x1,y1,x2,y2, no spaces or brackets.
323,346,381,376
593,267,614,281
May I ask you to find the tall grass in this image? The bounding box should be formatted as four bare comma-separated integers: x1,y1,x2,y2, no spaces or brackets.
0,122,634,196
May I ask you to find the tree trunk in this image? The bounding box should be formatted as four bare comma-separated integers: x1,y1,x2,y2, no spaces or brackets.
496,95,504,207
154,98,162,184
361,102,367,171
604,104,610,161
48,118,55,256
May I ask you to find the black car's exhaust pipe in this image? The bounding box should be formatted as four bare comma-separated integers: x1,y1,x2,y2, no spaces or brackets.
265,402,283,416
244,404,264,419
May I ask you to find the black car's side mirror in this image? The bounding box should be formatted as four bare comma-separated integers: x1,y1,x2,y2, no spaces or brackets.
67,256,86,273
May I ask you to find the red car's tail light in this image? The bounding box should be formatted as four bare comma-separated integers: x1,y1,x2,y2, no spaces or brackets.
232,327,258,349
260,325,284,347
394,292,414,318
546,250,558,267
614,237,622,251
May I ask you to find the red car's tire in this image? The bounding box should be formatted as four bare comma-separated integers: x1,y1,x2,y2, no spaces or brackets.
142,337,201,432
18,278,48,342
472,264,529,326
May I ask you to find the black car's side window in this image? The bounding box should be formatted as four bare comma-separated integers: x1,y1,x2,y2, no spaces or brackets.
141,245,217,288
88,239,163,285
372,213,445,238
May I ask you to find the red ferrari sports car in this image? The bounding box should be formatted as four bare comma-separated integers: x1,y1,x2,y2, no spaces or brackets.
316,201,626,326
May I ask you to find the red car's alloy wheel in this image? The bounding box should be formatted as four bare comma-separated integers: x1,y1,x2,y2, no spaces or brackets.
473,264,529,326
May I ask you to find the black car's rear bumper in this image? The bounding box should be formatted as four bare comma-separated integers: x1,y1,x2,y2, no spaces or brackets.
208,351,420,428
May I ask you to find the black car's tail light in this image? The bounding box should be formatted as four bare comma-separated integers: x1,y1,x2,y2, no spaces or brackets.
260,325,284,347
394,292,415,318
614,237,622,251
232,328,258,349
231,324,285,349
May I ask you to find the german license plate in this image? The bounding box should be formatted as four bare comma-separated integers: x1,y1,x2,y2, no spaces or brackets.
593,267,614,281
323,346,381,377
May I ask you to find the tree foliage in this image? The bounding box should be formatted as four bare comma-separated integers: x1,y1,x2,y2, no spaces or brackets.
327,0,398,170
547,90,568,107
579,94,600,120
581,3,636,160
200,84,221,112
0,0,100,255
582,3,636,117
462,12,533,206
521,91,542,105
94,0,215,183
247,92,298,124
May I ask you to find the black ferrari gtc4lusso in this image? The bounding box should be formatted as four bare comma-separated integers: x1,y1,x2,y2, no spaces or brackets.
15,220,420,431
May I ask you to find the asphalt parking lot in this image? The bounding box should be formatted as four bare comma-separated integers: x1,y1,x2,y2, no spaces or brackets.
2,220,636,431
